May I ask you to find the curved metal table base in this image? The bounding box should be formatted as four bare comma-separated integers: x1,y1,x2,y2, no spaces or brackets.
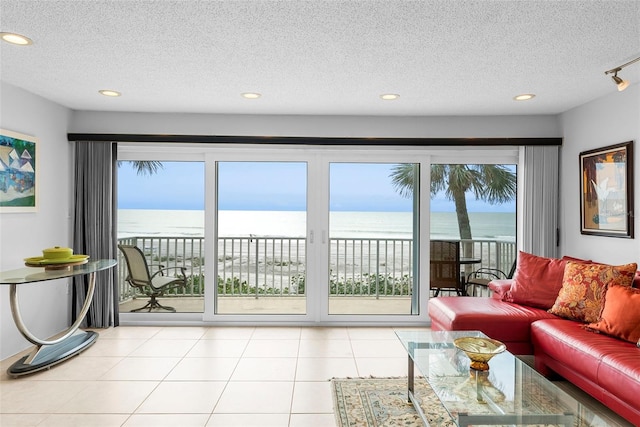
7,269,99,378
8,331,98,377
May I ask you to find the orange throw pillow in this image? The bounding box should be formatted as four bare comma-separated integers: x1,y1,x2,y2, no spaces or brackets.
505,251,573,309
587,285,640,343
549,262,637,323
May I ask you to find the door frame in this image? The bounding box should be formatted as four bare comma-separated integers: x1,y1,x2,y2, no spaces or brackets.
118,143,520,326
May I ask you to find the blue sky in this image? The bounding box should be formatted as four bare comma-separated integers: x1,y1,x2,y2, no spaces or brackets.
117,161,516,212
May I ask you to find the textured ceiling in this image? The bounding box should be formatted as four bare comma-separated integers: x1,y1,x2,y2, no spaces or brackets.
0,0,639,116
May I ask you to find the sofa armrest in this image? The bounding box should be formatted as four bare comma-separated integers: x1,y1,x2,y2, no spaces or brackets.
488,279,513,299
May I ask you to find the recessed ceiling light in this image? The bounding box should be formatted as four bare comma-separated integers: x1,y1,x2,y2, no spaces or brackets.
241,92,261,99
380,93,400,100
513,93,535,101
0,32,33,46
99,89,121,97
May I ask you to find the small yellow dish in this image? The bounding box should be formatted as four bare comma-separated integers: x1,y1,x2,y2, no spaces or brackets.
24,255,90,265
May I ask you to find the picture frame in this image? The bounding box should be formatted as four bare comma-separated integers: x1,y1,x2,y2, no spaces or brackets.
580,141,634,238
0,129,38,212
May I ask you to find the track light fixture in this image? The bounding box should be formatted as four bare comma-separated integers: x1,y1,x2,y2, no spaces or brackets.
604,56,640,91
610,72,629,91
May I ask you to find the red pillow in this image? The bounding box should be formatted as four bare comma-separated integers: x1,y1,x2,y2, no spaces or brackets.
504,251,581,309
586,284,640,343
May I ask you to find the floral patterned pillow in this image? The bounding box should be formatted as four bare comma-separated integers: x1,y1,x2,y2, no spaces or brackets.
548,261,637,323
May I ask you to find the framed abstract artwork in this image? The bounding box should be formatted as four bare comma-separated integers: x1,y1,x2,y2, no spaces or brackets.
0,129,38,212
580,141,634,238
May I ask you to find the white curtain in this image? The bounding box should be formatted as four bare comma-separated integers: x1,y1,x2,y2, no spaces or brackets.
521,145,560,257
71,141,119,327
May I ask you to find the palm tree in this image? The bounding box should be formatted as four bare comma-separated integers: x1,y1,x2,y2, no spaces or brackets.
118,161,163,176
390,164,516,241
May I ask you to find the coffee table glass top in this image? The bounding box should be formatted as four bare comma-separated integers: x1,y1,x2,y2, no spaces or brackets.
395,330,624,427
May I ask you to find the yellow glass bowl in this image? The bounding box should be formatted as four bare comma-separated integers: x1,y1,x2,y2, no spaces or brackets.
42,246,73,260
453,337,506,371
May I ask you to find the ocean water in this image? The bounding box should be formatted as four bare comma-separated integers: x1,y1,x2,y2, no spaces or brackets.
118,209,515,242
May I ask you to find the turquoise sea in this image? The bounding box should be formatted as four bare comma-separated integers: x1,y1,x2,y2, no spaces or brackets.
118,209,515,242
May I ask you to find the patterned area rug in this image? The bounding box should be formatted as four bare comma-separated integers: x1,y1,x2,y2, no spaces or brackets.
331,377,619,427
331,377,455,427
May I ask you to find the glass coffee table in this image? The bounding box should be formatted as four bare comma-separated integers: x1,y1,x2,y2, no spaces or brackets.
396,330,622,427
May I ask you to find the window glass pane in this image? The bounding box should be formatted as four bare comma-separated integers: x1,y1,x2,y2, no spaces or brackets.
117,161,205,313
328,162,418,315
216,161,307,315
430,164,517,297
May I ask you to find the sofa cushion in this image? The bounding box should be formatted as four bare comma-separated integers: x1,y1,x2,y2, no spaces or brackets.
587,284,640,343
597,348,640,419
504,252,580,309
428,297,557,354
548,262,637,323
531,319,627,385
532,318,640,421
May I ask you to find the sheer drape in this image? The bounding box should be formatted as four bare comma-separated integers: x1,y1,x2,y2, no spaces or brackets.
521,145,559,258
72,141,119,327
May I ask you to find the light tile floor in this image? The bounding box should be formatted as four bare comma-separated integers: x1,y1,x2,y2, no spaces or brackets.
0,326,412,427
0,326,631,427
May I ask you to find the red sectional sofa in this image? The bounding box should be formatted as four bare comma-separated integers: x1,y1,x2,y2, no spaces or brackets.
428,255,640,426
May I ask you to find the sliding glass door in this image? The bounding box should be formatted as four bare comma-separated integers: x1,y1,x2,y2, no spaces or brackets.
328,162,419,315
429,163,518,297
215,161,307,315
117,144,519,324
117,160,205,314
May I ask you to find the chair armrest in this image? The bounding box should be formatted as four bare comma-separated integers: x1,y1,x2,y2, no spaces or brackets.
148,264,166,274
488,279,513,300
467,267,506,280
151,266,187,279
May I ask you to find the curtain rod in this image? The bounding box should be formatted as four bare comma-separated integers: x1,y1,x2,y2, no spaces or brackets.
68,133,562,146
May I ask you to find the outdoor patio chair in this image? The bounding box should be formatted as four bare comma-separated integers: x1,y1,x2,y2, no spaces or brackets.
465,260,517,296
118,244,187,312
430,240,464,297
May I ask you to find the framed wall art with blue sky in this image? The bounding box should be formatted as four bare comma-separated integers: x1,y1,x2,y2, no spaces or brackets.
0,129,38,212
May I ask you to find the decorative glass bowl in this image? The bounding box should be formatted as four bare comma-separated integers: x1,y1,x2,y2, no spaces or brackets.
453,337,506,371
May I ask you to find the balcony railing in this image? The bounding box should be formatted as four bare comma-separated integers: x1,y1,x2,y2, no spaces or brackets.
116,236,516,303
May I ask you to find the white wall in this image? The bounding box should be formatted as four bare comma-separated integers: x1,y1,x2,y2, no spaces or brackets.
559,83,640,265
0,82,73,359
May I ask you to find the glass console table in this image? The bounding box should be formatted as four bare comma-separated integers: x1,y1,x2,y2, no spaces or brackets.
396,330,623,427
0,259,117,377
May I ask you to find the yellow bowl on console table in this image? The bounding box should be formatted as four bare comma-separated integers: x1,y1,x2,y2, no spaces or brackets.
453,337,506,371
